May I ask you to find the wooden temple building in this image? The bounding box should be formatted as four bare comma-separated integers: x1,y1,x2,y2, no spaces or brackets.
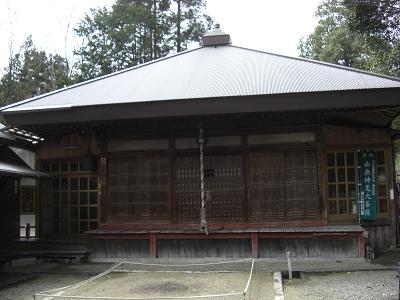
1,29,400,259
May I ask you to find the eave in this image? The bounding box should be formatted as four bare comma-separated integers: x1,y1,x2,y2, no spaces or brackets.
2,88,400,127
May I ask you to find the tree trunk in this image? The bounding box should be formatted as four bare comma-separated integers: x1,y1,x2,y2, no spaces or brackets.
152,0,157,59
176,0,181,52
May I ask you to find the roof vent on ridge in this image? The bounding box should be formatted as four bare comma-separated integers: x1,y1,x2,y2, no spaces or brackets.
202,24,231,47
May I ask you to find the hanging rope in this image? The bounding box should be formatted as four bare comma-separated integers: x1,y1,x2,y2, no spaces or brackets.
199,127,208,235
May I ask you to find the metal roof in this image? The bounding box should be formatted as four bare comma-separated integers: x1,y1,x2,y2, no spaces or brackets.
0,123,15,141
0,144,47,177
0,160,47,177
2,44,400,114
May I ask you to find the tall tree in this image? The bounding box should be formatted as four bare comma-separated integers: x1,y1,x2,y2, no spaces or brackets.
344,0,400,42
299,0,400,77
0,36,70,107
74,0,213,81
171,0,213,52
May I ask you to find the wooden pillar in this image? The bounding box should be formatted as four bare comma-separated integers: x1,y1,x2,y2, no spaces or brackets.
149,233,157,258
241,131,249,223
169,136,176,224
358,232,368,258
100,157,107,223
251,232,258,258
317,126,328,224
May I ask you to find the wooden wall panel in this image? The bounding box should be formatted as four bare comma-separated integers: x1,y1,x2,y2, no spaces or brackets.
259,238,359,258
36,132,99,160
90,240,151,259
157,239,251,258
363,225,391,250
324,126,389,145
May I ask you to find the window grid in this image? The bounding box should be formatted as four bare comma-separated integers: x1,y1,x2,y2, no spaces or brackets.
41,161,99,235
376,151,388,214
327,150,388,216
327,152,356,215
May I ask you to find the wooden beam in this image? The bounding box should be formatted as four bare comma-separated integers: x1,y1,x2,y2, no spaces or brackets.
251,233,258,258
88,231,362,240
97,221,326,230
149,233,157,258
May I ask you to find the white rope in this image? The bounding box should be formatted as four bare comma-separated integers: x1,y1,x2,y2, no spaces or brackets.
34,291,243,300
199,128,205,210
34,259,255,300
243,259,255,295
198,127,208,235
34,263,122,296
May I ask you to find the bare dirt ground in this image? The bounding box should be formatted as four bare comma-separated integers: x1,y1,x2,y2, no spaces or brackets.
60,271,273,299
284,270,398,300
0,271,274,300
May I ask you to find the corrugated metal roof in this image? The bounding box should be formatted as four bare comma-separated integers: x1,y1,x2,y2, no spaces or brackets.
2,45,400,113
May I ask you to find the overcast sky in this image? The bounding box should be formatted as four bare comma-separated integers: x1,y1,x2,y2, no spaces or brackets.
0,0,322,74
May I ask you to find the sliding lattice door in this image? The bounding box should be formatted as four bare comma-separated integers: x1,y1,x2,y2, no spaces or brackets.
108,157,169,222
175,155,244,223
249,151,320,221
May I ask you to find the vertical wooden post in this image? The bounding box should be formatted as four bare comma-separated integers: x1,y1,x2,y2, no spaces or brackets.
100,157,108,224
149,233,157,258
251,232,258,258
169,136,176,224
358,232,367,258
241,131,249,223
317,126,328,224
387,132,399,247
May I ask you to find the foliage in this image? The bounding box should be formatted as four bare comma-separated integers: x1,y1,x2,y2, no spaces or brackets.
344,0,400,42
298,0,400,77
74,0,214,81
0,36,71,108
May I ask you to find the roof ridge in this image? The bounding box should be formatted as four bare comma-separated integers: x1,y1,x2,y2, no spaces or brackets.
229,45,400,82
0,47,203,111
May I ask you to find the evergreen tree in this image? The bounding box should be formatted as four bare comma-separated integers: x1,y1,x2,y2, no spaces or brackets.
299,0,400,77
74,0,213,81
0,36,70,107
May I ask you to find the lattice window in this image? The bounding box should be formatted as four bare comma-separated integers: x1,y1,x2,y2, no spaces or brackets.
39,161,99,236
327,150,388,216
376,151,388,214
108,157,169,222
327,152,356,215
175,155,243,223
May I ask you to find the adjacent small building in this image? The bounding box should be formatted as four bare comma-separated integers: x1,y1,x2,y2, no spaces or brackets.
0,124,45,241
1,30,400,259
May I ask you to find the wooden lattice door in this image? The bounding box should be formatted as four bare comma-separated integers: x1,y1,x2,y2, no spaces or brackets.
108,157,169,222
249,151,320,221
175,155,244,223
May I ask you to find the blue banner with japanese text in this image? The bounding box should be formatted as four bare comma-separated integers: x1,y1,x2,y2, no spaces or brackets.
358,150,377,220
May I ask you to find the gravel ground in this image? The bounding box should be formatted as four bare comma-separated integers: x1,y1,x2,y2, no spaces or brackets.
284,270,398,300
0,273,91,300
